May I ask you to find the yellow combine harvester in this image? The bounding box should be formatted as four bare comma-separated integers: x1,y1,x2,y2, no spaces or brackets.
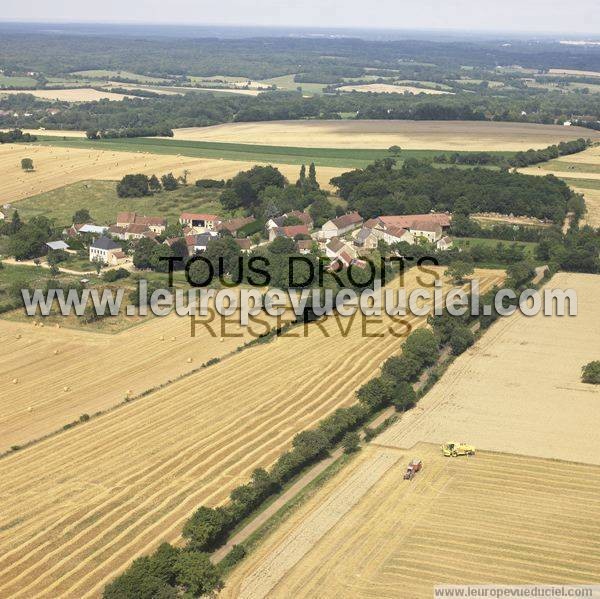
442,442,475,457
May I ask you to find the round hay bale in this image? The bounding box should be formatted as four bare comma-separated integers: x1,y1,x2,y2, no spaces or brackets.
15,334,21,340
159,335,165,341
12,378,19,384
63,386,70,392
53,349,59,355
187,357,193,363
27,406,32,412
171,336,176,341
219,337,224,342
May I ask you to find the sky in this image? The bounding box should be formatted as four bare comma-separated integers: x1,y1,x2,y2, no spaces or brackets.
2,0,600,36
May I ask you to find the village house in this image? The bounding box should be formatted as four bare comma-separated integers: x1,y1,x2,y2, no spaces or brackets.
296,239,313,254
319,212,363,240
266,210,313,231
216,216,256,237
234,238,252,253
325,237,358,261
115,212,167,234
66,223,109,237
363,213,452,247
180,231,219,255
46,240,70,252
268,224,310,242
89,236,124,265
179,212,220,232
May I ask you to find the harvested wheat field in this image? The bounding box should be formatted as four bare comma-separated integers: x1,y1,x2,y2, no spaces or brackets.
377,273,600,464
0,143,341,203
171,120,600,150
224,443,600,599
0,128,87,137
0,88,135,102
0,269,503,598
0,305,274,451
571,185,600,227
337,83,451,95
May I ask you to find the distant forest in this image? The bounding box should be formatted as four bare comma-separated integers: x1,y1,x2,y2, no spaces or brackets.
2,32,600,132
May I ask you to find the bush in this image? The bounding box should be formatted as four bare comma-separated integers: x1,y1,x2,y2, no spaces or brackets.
582,361,600,384
403,329,439,368
390,381,417,412
181,506,231,552
449,326,475,355
195,178,225,188
173,551,222,597
219,545,247,570
117,174,150,197
103,268,130,282
342,431,360,454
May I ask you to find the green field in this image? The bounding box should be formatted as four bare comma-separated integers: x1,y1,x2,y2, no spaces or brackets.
454,236,539,259
0,75,38,88
71,70,170,83
36,136,515,169
540,160,600,175
14,180,225,227
258,74,326,95
563,177,600,190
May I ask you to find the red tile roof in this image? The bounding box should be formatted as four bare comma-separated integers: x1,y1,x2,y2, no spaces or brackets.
277,225,310,238
180,212,220,222
330,211,362,229
378,213,451,229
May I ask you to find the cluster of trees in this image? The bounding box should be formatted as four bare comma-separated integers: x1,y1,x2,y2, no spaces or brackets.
433,138,590,169
331,158,574,223
116,172,181,197
0,128,37,143
86,125,173,139
536,225,600,273
4,213,55,260
450,214,545,242
218,164,339,225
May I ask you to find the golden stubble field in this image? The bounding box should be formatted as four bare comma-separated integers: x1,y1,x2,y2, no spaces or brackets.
224,443,600,599
0,88,135,102
0,268,503,598
377,272,600,464
519,145,600,227
0,306,273,452
0,143,341,203
336,83,451,95
171,120,600,150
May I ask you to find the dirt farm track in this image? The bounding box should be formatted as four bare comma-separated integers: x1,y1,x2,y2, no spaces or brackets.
0,269,503,598
224,443,600,599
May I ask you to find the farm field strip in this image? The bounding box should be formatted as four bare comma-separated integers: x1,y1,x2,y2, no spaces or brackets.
0,88,135,102
0,143,342,203
170,120,600,150
235,450,402,599
223,444,600,599
0,270,503,598
0,304,277,451
374,272,600,465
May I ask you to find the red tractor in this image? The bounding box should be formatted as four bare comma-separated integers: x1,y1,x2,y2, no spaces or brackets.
403,459,423,480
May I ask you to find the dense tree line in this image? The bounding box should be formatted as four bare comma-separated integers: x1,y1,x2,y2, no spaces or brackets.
331,159,573,223
86,125,173,139
434,138,590,168
4,85,600,133
0,128,37,143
